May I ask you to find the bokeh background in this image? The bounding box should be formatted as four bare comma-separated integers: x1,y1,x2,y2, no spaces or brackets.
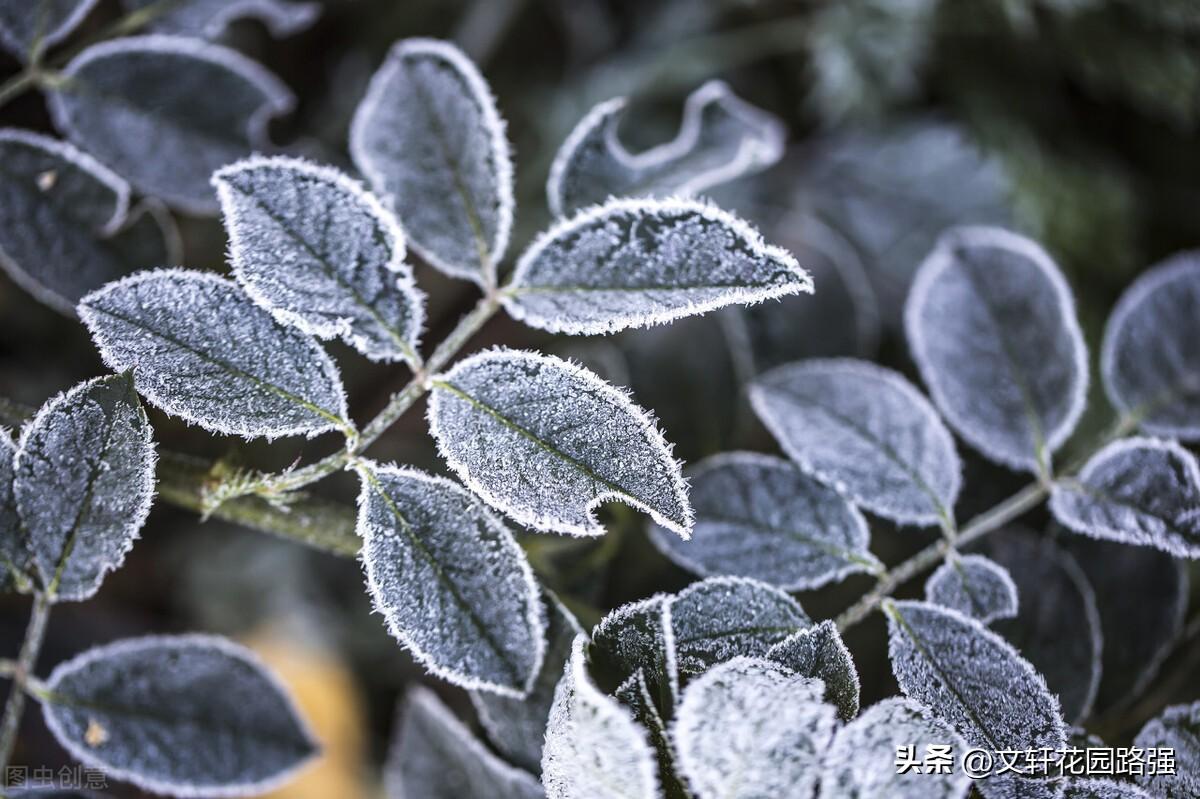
2,0,1199,795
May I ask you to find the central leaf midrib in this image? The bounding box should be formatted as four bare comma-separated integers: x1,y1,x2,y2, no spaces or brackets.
698,510,866,564
1067,481,1198,541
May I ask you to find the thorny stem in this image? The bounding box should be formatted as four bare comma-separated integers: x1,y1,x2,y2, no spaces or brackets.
0,593,52,772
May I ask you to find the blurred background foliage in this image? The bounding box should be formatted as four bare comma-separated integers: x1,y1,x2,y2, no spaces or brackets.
2,0,1199,795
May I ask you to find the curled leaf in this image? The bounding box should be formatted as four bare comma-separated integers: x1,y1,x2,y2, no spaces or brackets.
120,0,320,39
590,595,672,701
767,619,860,721
503,197,811,335
428,348,690,538
750,358,961,528
1101,252,1200,439
924,554,1019,624
350,38,513,286
214,156,425,365
49,35,294,213
547,80,785,216
41,635,317,797
79,269,350,440
357,463,545,696
1050,437,1200,559
648,452,880,591
906,227,1088,474
0,429,27,589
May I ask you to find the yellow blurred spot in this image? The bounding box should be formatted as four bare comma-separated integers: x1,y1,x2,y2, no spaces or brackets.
36,170,56,191
84,718,108,747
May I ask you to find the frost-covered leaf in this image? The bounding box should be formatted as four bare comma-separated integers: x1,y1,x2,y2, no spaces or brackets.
612,670,689,798
0,0,97,60
385,686,543,799
767,619,860,721
547,80,784,217
750,358,961,527
590,596,672,701
48,35,294,214
1133,701,1199,799
350,38,512,287
0,129,174,315
667,575,810,683
542,635,659,799
884,600,1067,765
925,554,1019,624
79,269,350,440
1101,253,1200,439
503,198,811,336
648,452,880,591
357,464,544,696
821,698,970,799
41,634,317,797
673,657,836,799
428,348,690,537
0,429,27,590
1050,438,1200,559
471,595,583,773
121,0,319,39
14,375,154,602
214,156,425,365
906,227,1088,474
983,531,1103,724
1063,536,1188,714
1061,779,1151,799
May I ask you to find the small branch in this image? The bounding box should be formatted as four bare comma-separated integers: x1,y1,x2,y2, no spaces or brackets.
0,69,37,111
0,593,52,771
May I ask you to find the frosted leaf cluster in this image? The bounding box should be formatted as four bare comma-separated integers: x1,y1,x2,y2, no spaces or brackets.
356,464,545,696
79,269,350,439
427,348,691,538
14,375,155,601
767,620,861,721
0,129,173,315
1133,700,1199,798
0,0,97,60
906,227,1088,474
386,686,543,799
214,156,425,365
471,596,583,773
924,554,1019,624
821,698,970,799
673,657,836,799
1100,252,1200,439
503,197,812,335
542,635,660,799
749,358,961,527
668,575,811,680
547,80,785,217
1050,438,1200,559
48,35,294,214
41,635,318,798
351,38,513,286
648,452,880,591
119,0,320,39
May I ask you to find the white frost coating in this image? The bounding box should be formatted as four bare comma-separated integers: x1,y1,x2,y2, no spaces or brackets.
673,657,836,799
350,37,513,287
925,554,1019,624
542,635,660,799
120,0,320,39
41,634,318,799
749,358,961,527
428,348,692,538
767,619,860,721
885,600,1067,759
1133,700,1199,799
821,698,970,799
0,0,100,61
0,429,24,585
14,375,155,601
667,575,811,682
1100,252,1200,440
906,226,1089,474
648,452,880,591
546,80,786,217
1061,779,1151,799
48,35,295,215
503,196,812,335
356,463,545,697
591,595,673,698
1050,437,1200,559
79,268,350,440
385,686,543,799
214,156,426,365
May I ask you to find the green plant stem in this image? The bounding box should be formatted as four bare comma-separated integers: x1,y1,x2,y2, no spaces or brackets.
0,592,52,771
0,69,37,109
